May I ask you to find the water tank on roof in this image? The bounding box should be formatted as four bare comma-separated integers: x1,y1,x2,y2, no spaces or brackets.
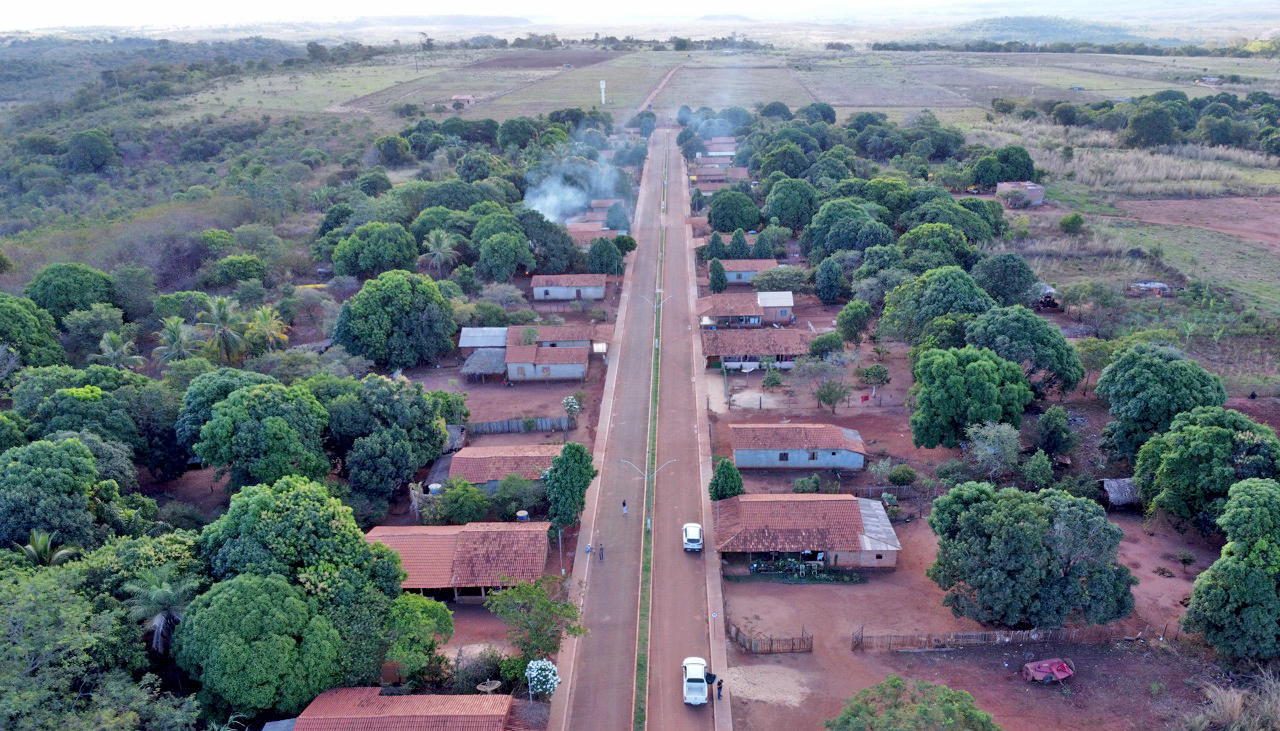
516,510,530,522
428,483,443,496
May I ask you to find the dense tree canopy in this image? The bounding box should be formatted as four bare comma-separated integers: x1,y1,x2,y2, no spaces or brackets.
587,236,624,274
880,267,995,344
970,252,1037,307
0,292,63,367
1096,343,1226,458
174,367,278,448
0,438,102,547
1134,406,1280,529
909,347,1033,448
826,675,1003,731
1183,478,1280,660
23,262,115,324
709,458,745,500
174,573,342,716
708,190,759,232
332,222,417,279
485,576,586,661
544,442,597,529
929,482,1134,627
477,232,536,283
964,305,1084,395
761,178,819,230
192,383,329,487
333,270,457,369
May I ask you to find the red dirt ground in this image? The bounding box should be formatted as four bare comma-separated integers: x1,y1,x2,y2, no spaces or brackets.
139,467,230,522
1116,196,1280,249
466,50,625,69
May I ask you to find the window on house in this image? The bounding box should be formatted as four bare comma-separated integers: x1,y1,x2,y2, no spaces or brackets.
541,367,551,376
831,452,837,456
543,290,551,297
875,554,883,560
808,451,817,461
778,309,787,316
778,452,789,462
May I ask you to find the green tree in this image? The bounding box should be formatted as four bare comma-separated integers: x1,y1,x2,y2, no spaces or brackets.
759,141,808,178
897,223,975,269
333,222,417,279
964,421,1022,480
814,258,845,305
727,229,752,259
0,292,63,367
420,229,462,277
1022,449,1054,490
121,564,200,655
544,442,597,528
708,258,728,293
0,411,28,454
333,270,457,368
0,438,100,548
815,378,854,414
708,191,759,232
587,237,624,275
65,128,118,172
476,232,535,283
175,368,278,448
1096,343,1226,459
192,383,329,487
24,262,114,324
1183,478,1280,660
91,331,145,370
244,305,290,356
116,380,189,481
970,253,1037,307
109,265,156,323
836,300,872,345
13,528,80,566
347,427,418,500
825,675,1003,731
605,202,630,231
880,267,995,344
709,458,745,500
375,135,413,166
30,384,139,447
703,232,727,262
61,303,125,365
44,428,137,494
1122,104,1179,147
909,347,1033,449
174,573,342,716
965,305,1084,395
197,295,246,365
809,332,845,359
1134,406,1280,529
386,593,454,683
151,316,199,364
485,576,586,661
928,482,1134,627
1035,405,1077,456
439,482,490,524
762,178,819,230
317,374,452,467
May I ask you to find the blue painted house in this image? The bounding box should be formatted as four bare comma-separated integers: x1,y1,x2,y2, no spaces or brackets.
731,423,866,470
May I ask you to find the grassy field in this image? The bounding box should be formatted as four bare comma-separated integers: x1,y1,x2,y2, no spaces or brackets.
652,65,811,113
476,53,680,119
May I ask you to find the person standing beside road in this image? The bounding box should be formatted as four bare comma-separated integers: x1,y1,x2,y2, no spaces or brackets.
716,678,723,700
584,543,591,557
599,543,605,562
622,500,627,516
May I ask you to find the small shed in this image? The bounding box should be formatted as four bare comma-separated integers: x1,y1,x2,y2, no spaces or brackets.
531,274,607,301
458,327,508,354
996,181,1046,206
1125,281,1172,298
450,94,476,107
1100,478,1140,509
460,348,507,382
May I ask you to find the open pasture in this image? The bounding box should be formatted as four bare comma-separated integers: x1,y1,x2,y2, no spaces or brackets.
475,53,679,119
651,64,812,113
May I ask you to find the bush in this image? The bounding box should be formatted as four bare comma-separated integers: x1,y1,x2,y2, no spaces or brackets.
1058,212,1085,235
451,645,506,694
158,500,207,531
793,474,821,493
887,465,917,486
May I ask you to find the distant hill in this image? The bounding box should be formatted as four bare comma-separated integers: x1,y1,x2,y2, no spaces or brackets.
932,15,1157,44
696,15,756,23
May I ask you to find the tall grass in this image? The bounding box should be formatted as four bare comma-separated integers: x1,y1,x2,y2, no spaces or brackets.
1185,671,1280,731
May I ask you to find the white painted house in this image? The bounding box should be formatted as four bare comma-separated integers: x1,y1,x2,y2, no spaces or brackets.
505,346,590,382
719,259,780,284
531,274,607,301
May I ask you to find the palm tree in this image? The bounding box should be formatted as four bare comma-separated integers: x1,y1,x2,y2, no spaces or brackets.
152,316,199,364
14,529,80,566
244,305,289,356
122,564,201,656
198,296,246,365
90,331,146,370
419,229,461,277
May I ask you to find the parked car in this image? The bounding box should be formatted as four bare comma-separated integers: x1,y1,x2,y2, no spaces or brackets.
682,657,709,705
682,523,703,552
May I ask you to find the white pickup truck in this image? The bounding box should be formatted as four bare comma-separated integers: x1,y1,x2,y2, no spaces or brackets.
683,657,709,705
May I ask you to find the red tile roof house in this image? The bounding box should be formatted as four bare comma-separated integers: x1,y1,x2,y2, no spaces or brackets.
293,687,539,731
566,221,607,245
505,346,589,382
714,494,900,569
366,522,550,599
505,324,595,348
701,328,812,370
731,423,866,470
530,273,607,301
448,444,562,490
697,291,795,328
719,258,779,284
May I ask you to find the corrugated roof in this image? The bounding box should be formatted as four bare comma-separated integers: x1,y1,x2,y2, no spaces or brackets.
448,444,563,483
530,274,608,288
505,346,590,366
459,327,509,348
755,291,794,308
857,498,901,551
366,523,550,589
294,688,511,731
505,324,596,346
701,329,813,357
697,293,762,317
719,259,779,272
715,494,867,553
731,424,865,454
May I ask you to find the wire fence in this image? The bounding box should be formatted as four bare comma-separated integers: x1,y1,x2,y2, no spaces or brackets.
466,416,575,435
727,621,814,654
852,625,1124,651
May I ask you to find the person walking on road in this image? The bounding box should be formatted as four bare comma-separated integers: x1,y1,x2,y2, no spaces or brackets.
622,500,627,516
716,679,723,700
598,543,605,562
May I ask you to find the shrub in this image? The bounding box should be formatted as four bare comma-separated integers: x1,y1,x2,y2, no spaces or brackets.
793,474,821,493
887,465,917,486
1058,212,1085,235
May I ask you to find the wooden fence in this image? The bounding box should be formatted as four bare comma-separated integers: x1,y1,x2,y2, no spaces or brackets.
467,416,575,435
852,625,1121,651
727,621,813,654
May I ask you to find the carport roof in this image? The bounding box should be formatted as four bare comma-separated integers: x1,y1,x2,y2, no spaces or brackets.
365,522,550,590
